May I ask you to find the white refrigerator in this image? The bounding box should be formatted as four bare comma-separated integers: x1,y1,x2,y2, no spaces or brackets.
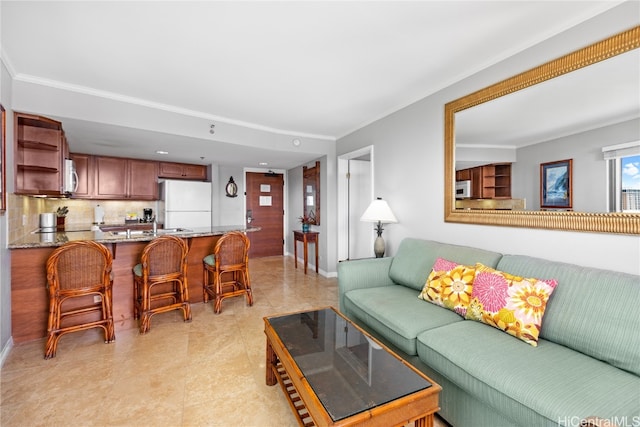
160,180,213,229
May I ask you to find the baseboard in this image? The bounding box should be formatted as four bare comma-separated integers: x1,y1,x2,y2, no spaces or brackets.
285,253,336,278
0,337,14,369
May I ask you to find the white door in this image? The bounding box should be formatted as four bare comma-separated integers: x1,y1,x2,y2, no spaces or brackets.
348,159,373,259
338,146,374,261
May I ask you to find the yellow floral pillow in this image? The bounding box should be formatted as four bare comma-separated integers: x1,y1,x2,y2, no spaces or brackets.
465,263,558,347
418,258,475,317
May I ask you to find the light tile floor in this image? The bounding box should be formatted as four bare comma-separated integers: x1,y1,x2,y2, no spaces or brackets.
1,256,447,427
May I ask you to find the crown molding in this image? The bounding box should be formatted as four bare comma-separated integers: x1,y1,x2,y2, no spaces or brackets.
11,72,336,142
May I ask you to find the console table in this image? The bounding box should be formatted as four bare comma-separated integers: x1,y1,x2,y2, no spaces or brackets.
293,230,319,274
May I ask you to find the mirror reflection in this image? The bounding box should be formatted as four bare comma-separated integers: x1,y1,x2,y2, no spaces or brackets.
444,26,640,234
454,48,639,213
303,161,320,225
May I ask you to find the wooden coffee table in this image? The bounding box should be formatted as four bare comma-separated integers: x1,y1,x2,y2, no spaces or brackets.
264,307,441,426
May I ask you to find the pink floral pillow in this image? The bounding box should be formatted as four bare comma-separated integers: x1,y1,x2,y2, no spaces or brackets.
465,263,558,346
418,258,475,317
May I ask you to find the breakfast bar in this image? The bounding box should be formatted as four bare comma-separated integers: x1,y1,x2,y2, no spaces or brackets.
9,225,258,343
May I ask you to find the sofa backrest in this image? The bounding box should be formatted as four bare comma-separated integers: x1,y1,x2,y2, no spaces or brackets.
497,254,640,376
389,238,503,291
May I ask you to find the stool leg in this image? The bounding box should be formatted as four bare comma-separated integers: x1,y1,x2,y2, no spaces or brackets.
44,298,61,359
214,272,223,314
103,288,116,343
181,278,192,322
244,270,253,307
133,276,139,320
203,266,209,303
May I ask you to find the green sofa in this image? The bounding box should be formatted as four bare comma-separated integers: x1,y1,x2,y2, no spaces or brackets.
338,238,640,427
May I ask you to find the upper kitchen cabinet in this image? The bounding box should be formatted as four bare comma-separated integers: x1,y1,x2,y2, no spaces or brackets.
129,159,159,199
457,163,512,199
479,163,512,199
15,113,68,196
158,161,207,180
94,156,158,200
69,153,92,198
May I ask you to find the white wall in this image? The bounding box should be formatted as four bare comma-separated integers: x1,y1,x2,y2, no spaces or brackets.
337,3,640,276
217,165,245,226
1,54,14,362
287,156,334,275
513,118,639,212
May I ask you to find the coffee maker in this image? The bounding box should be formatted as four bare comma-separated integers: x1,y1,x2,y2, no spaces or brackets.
143,208,153,223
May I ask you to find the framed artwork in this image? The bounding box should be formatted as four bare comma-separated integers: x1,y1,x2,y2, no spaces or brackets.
540,159,573,210
0,104,5,213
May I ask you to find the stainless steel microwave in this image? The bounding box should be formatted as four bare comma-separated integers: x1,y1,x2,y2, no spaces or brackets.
455,180,471,199
63,158,78,194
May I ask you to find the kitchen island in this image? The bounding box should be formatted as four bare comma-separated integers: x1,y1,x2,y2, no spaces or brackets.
9,225,258,343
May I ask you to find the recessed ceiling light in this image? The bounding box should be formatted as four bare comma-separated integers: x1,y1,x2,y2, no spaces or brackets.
156,150,169,155
292,138,301,147
259,162,268,166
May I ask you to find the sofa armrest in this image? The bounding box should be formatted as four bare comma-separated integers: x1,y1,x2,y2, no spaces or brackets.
338,258,395,312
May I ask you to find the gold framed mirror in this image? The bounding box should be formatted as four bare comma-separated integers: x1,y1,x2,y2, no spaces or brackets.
445,26,640,235
303,161,320,225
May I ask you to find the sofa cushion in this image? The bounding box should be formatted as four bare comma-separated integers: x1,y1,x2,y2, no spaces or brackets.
343,285,462,355
464,263,557,346
416,321,640,425
418,258,475,317
497,255,640,376
389,238,503,292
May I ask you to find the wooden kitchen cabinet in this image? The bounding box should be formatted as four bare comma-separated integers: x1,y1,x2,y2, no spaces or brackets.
69,153,93,198
158,161,207,180
455,169,471,181
129,159,159,199
457,163,511,199
15,113,68,196
94,156,158,200
480,163,511,199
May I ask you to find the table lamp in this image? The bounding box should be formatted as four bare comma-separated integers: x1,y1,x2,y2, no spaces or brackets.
360,197,398,258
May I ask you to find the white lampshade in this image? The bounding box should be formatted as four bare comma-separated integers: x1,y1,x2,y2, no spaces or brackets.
360,198,398,223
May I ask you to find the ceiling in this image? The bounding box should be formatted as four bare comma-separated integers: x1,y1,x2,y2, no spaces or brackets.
456,47,640,149
0,1,628,169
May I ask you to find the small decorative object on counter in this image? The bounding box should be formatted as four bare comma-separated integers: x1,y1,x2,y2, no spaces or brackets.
299,214,314,232
94,205,105,224
56,206,68,231
125,212,139,224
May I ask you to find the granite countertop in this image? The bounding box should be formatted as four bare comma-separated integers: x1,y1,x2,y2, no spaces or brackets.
9,224,260,249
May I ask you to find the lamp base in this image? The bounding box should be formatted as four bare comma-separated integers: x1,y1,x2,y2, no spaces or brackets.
374,236,385,258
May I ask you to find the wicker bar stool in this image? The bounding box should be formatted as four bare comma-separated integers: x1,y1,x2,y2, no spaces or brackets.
45,240,115,359
133,235,192,334
203,231,253,314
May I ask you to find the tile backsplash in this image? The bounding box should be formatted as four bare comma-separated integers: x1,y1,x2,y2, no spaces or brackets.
8,194,159,243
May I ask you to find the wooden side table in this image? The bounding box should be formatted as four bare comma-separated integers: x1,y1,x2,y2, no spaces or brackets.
293,230,319,274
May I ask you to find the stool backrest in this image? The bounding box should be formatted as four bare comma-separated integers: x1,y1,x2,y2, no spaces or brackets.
46,241,113,292
214,231,250,270
140,235,189,278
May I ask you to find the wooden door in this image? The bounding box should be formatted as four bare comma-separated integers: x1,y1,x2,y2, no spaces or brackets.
245,172,284,257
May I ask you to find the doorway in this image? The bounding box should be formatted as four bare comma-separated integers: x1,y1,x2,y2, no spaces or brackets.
245,171,284,257
338,146,374,261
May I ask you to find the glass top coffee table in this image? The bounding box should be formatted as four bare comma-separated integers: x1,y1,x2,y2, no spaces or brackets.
264,307,441,426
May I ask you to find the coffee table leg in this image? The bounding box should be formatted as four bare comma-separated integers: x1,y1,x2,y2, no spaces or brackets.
266,339,277,386
414,414,433,427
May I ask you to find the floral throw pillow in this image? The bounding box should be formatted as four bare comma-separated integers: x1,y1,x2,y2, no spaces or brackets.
418,258,475,317
465,263,558,347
